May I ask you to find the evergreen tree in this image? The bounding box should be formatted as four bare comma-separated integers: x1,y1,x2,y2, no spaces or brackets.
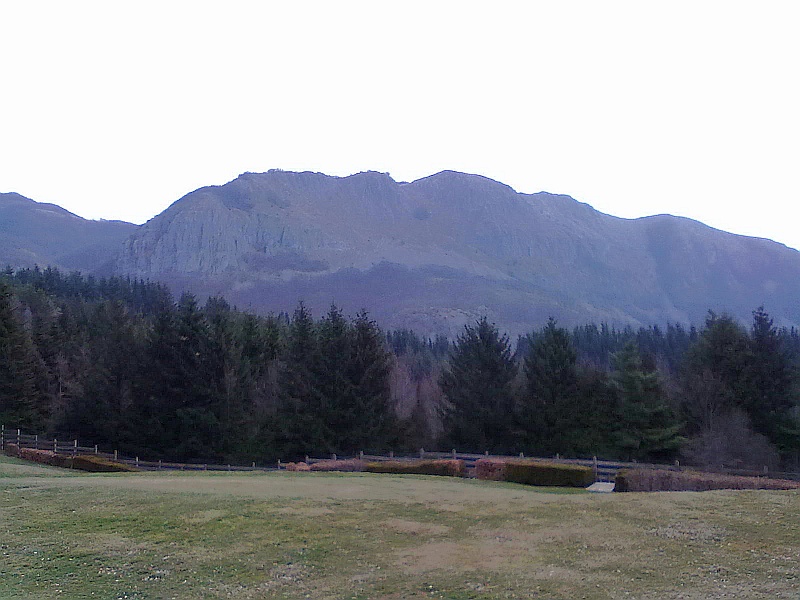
275,302,328,458
521,318,581,454
346,310,395,452
439,317,517,453
611,341,683,461
0,282,41,428
746,307,800,459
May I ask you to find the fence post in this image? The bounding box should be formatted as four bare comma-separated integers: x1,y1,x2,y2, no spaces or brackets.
135,457,139,468
419,448,425,459
452,448,457,459
520,452,524,458
17,428,21,447
389,451,394,458
360,450,364,460
94,445,98,454
485,450,489,456
34,435,38,450
305,455,310,464
332,453,337,461
593,456,598,481
277,459,282,469
54,438,58,453
114,450,118,461
252,462,256,469
0,424,3,451
73,440,78,456
159,459,162,470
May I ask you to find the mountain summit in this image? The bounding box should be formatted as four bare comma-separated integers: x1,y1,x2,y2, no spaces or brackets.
112,170,800,336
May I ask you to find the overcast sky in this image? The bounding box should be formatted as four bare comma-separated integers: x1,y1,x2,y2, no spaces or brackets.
2,2,799,250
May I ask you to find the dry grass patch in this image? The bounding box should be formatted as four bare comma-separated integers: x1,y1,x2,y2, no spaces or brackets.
2,455,799,599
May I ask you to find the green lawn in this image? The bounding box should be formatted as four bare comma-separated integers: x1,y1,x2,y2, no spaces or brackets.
1,454,798,599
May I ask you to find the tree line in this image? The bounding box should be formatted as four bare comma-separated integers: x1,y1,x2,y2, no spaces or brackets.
1,267,799,468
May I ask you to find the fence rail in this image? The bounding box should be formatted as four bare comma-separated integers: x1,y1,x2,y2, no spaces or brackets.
3,425,799,482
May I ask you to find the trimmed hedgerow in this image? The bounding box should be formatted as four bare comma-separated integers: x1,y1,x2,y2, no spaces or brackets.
3,443,20,457
615,468,800,492
68,455,139,472
502,460,595,488
364,459,466,478
13,448,137,472
309,459,364,472
474,458,508,481
284,462,311,472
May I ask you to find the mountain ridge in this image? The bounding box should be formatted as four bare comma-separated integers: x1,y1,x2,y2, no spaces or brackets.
3,172,799,338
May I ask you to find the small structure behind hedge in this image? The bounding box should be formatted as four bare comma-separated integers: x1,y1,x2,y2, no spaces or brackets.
615,468,800,492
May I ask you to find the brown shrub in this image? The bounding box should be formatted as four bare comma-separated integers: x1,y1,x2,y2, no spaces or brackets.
309,459,364,472
3,443,20,457
615,468,800,492
364,459,466,477
474,458,508,481
284,462,311,472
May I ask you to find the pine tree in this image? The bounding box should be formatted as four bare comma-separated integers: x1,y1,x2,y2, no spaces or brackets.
746,306,800,459
275,302,329,458
439,317,517,453
611,341,683,461
0,282,41,428
346,310,395,453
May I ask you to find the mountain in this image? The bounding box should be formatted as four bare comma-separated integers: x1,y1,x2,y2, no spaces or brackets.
0,192,138,274
112,170,800,337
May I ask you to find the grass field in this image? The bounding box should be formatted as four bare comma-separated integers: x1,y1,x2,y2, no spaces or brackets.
1,455,798,599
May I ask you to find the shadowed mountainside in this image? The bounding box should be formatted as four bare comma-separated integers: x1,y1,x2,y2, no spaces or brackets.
112,170,800,337
0,192,138,274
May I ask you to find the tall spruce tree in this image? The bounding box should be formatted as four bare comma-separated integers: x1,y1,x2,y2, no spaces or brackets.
522,318,580,454
746,307,800,459
611,341,683,461
275,302,328,458
0,282,41,429
346,310,395,453
439,317,517,453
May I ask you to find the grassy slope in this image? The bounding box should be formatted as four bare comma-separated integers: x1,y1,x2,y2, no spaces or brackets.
1,455,798,599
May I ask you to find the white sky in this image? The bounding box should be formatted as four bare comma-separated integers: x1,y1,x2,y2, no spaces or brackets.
2,1,799,249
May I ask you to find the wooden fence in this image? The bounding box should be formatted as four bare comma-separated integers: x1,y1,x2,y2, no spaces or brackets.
3,425,798,482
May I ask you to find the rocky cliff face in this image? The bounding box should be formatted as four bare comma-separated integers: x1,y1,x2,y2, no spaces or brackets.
114,170,800,337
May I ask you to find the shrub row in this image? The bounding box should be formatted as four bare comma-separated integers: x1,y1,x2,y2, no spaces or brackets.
283,462,311,472
309,459,364,472
3,443,20,457
9,447,137,472
475,458,595,488
615,468,800,492
364,459,466,477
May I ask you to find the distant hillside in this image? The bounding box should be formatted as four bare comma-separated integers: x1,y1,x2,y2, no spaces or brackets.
112,170,800,336
0,192,138,274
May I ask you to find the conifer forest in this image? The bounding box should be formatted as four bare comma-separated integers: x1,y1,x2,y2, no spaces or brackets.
1,267,799,469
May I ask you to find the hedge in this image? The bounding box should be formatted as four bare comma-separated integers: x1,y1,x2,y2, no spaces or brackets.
309,459,364,472
364,459,466,477
475,458,594,488
505,460,594,488
3,443,20,457
474,458,507,481
615,468,800,492
11,448,138,472
68,455,139,472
